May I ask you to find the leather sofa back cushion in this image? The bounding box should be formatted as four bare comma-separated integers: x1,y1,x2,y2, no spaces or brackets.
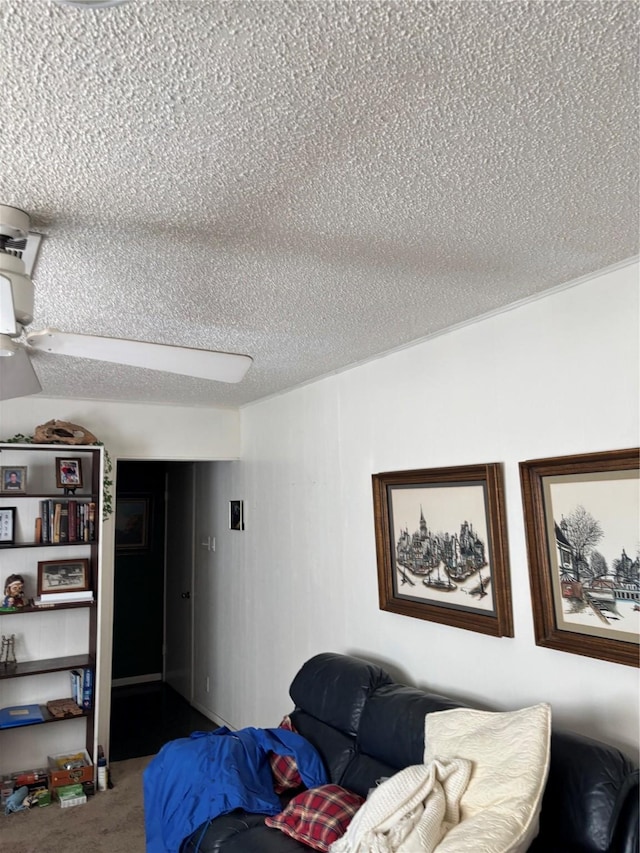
289,653,392,737
357,683,468,770
532,730,639,853
338,752,397,800
424,703,552,853
290,711,356,784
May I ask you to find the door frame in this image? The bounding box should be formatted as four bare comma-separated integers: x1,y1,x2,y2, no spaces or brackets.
162,462,195,701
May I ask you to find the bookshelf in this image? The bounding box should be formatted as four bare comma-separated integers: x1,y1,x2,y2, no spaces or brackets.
0,443,103,779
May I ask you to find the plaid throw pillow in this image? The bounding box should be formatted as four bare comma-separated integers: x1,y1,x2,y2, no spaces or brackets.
265,784,364,852
270,715,304,793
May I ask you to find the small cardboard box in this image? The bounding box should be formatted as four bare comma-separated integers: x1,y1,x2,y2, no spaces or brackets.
34,788,51,807
13,768,49,792
56,783,86,808
48,750,93,787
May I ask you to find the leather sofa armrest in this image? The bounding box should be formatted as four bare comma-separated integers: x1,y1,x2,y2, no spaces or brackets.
610,769,639,853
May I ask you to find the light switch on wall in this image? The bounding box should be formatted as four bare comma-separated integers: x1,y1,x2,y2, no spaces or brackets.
200,535,215,552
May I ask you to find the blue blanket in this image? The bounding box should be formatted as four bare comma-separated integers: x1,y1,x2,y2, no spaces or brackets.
143,726,328,852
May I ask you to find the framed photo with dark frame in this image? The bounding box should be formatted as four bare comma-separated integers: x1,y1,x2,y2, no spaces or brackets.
520,447,639,668
0,507,16,544
115,496,149,549
1,466,27,495
372,463,513,637
37,558,90,595
229,500,244,531
55,457,83,490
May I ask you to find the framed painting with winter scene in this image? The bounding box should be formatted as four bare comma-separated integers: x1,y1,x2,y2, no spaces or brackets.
372,464,513,637
520,448,639,668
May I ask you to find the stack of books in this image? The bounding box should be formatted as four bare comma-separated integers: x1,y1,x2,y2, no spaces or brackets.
69,667,93,711
38,500,96,544
33,590,94,607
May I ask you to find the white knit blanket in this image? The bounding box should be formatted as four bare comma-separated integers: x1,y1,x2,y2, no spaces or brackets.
329,758,472,853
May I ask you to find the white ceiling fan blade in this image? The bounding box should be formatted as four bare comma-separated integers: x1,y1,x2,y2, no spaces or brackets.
0,347,42,400
26,328,252,384
0,274,18,335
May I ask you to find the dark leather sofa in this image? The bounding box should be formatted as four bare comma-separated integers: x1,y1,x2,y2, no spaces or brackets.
182,652,639,853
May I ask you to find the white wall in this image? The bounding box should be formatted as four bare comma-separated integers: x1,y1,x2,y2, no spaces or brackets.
0,397,240,461
197,263,639,761
0,397,241,757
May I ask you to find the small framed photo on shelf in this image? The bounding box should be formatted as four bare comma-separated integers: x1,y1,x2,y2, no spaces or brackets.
1,466,27,494
229,500,244,531
37,559,90,595
55,457,83,490
0,508,16,544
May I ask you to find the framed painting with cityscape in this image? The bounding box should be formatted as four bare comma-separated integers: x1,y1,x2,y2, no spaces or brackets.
520,448,639,668
372,463,513,637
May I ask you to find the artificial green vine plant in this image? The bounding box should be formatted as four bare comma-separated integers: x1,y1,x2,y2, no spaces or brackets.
1,432,114,522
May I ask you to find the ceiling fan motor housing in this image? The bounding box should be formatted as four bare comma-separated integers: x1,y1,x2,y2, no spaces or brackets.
0,253,34,334
0,204,34,335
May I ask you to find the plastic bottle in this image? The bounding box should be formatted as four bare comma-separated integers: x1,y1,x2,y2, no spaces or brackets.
97,746,108,792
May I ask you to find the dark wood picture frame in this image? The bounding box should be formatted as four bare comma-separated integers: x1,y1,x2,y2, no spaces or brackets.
520,448,639,668
0,507,16,544
37,558,90,595
372,463,513,637
55,457,83,489
229,500,244,531
115,497,149,550
1,466,27,495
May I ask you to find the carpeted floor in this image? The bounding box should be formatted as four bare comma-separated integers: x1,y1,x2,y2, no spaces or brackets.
1,754,152,853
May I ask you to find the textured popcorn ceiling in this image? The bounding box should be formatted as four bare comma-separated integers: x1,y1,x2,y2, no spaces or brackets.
0,0,638,408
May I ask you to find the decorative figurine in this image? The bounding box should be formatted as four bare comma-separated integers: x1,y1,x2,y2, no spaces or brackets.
2,574,26,609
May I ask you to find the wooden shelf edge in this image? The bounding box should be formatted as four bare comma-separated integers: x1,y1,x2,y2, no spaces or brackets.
0,541,96,549
0,654,94,680
0,601,96,615
0,707,90,732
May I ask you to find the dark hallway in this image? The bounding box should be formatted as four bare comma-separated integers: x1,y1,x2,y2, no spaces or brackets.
109,682,217,761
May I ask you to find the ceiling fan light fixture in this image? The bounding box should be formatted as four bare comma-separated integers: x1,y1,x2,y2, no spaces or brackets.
0,334,18,357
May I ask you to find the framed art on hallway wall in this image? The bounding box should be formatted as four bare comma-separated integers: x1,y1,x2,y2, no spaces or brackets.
372,463,514,637
520,447,639,668
229,500,244,531
115,496,149,550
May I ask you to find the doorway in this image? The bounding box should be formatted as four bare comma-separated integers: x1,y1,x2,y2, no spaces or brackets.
109,460,212,760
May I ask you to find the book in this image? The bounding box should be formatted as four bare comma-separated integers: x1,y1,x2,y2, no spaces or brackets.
70,669,82,705
41,500,49,543
58,501,69,542
34,590,94,604
88,502,96,541
68,502,77,542
35,517,42,543
81,667,93,710
0,704,44,728
52,502,62,543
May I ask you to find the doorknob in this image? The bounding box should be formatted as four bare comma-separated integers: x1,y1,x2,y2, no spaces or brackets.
181,591,191,599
